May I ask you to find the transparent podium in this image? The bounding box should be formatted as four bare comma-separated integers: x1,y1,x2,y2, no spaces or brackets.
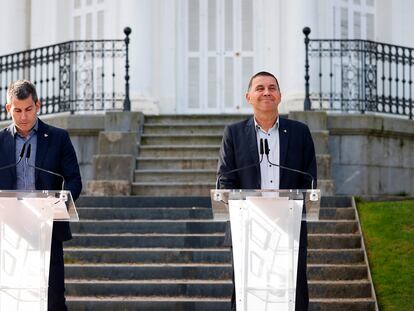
0,190,79,311
211,189,320,311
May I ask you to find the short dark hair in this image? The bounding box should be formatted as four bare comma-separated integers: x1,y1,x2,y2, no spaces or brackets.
247,71,280,91
7,80,39,103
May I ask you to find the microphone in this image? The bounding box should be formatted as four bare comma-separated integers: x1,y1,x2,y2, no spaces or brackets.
25,144,66,191
0,143,27,171
216,138,264,189
264,138,316,190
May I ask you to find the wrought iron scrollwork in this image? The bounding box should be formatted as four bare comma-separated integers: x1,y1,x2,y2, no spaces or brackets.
0,33,129,120
304,28,413,119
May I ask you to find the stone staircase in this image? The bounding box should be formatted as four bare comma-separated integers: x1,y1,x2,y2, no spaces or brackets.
64,195,377,311
133,114,335,196
65,196,232,310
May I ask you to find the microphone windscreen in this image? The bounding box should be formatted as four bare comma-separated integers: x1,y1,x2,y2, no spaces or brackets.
26,144,32,159
19,144,26,158
264,139,270,155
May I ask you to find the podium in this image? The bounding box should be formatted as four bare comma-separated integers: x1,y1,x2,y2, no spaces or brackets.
0,190,79,311
211,189,320,311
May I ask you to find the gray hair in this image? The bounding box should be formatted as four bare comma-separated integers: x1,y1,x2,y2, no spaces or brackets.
7,80,39,103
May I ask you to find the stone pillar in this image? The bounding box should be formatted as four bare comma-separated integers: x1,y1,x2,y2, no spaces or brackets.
86,111,144,196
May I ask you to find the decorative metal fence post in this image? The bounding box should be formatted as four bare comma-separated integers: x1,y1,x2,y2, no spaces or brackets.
303,27,311,111
123,27,131,111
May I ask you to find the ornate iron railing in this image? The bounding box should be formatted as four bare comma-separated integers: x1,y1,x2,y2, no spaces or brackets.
0,27,131,121
303,27,413,119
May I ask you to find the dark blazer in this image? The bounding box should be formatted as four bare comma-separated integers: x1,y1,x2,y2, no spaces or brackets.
0,118,82,241
218,116,317,189
217,116,316,311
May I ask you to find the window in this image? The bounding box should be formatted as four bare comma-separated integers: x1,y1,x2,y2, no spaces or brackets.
179,0,256,113
72,0,106,40
333,0,375,40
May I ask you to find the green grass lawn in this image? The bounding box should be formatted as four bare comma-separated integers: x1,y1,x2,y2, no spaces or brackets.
357,199,414,311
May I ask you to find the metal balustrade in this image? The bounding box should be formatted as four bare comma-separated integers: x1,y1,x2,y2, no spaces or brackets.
0,27,131,121
303,27,413,119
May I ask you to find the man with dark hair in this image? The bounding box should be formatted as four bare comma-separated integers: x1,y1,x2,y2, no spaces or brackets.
218,71,317,310
0,80,82,311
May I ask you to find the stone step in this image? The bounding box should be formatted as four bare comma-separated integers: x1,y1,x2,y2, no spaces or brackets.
307,220,359,234
134,169,216,183
144,115,249,125
319,208,355,220
71,220,225,234
136,154,331,179
309,298,376,311
76,196,212,208
75,195,351,208
307,249,365,265
66,297,230,311
141,134,221,146
64,248,231,264
132,182,214,196
138,145,220,157
308,280,372,299
308,234,361,249
66,234,226,248
307,264,368,281
143,124,226,135
66,280,232,297
131,180,335,196
77,207,213,220
65,264,232,280
137,157,218,170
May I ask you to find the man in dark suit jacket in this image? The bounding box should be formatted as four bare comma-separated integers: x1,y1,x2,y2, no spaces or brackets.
218,71,317,311
0,80,82,311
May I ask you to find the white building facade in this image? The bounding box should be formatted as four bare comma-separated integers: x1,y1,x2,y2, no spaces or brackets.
1,0,414,115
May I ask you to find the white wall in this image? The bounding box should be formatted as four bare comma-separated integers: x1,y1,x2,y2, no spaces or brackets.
1,0,414,115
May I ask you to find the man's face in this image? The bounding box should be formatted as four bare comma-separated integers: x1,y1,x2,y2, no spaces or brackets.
246,75,281,115
6,95,40,137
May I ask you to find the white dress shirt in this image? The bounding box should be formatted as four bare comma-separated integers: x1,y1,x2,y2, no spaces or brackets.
255,118,280,189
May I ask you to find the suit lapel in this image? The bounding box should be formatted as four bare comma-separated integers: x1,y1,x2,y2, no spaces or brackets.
5,124,17,182
35,119,49,183
245,117,260,181
279,117,289,184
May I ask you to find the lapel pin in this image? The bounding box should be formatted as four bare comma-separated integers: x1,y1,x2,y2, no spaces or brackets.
44,134,48,137
283,129,287,133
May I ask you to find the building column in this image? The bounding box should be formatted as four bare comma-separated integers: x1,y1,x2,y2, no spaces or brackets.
0,0,29,55
118,0,159,114
279,0,318,113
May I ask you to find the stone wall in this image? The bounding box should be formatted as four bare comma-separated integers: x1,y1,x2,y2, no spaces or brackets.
328,114,414,196
2,112,413,196
0,113,105,193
